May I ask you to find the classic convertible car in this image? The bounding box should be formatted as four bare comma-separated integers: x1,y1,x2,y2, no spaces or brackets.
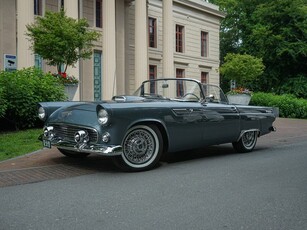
38,78,278,171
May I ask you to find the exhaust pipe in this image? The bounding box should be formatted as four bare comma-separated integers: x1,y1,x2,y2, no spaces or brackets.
269,126,276,132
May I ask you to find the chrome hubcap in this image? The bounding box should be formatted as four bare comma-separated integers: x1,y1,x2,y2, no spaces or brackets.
123,129,155,164
242,131,256,148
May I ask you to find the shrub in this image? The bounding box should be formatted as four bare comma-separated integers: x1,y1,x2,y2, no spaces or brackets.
0,85,7,118
279,75,307,99
0,67,67,130
250,92,307,119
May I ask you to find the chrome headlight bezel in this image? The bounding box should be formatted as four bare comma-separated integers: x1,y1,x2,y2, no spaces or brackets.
97,108,109,125
38,106,46,120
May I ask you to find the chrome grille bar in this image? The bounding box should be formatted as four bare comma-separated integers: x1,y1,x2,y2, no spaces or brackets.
51,124,98,143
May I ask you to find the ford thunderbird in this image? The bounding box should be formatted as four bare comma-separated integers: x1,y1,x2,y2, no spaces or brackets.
38,78,277,171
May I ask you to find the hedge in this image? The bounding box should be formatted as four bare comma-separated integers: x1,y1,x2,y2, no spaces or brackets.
0,67,67,130
0,85,7,118
250,92,307,119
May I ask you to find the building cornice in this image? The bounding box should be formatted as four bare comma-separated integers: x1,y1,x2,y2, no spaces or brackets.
173,0,225,19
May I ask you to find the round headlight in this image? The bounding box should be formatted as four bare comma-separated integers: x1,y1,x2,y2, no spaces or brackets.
98,109,109,125
38,107,46,120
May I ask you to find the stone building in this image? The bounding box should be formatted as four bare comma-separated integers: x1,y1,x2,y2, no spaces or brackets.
0,0,224,101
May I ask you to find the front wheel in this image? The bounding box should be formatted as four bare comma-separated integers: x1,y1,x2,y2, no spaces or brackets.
232,131,258,153
57,148,90,158
112,125,163,172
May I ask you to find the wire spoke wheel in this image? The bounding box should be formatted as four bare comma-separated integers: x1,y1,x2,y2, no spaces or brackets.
242,131,257,149
113,125,163,171
123,128,156,165
232,131,258,153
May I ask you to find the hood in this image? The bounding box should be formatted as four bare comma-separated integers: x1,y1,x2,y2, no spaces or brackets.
47,102,101,126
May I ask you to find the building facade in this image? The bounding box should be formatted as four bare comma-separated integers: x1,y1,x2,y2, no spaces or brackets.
0,0,224,101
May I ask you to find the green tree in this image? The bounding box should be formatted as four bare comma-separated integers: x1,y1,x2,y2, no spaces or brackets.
26,9,100,74
209,0,307,95
209,0,265,61
220,53,264,90
246,0,307,93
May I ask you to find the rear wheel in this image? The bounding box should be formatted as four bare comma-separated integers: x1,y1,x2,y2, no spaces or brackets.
113,125,163,172
232,131,258,153
57,148,90,158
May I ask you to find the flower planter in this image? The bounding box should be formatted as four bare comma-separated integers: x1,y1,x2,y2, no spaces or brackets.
64,84,78,101
227,94,251,105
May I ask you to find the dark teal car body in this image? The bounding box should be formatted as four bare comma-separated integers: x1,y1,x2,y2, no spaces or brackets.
38,78,277,171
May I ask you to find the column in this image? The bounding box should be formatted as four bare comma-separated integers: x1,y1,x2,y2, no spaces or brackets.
116,0,125,95
135,0,148,89
42,0,46,16
17,0,35,69
163,0,174,78
103,0,117,99
65,0,78,19
64,0,80,101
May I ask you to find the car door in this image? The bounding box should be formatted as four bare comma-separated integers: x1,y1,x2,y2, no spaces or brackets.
168,103,208,151
200,84,241,145
201,102,240,145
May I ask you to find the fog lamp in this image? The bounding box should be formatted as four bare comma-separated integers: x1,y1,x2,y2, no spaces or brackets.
102,132,110,143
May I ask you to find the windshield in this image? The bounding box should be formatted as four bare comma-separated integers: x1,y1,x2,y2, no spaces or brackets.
134,78,228,104
202,84,228,104
134,78,204,102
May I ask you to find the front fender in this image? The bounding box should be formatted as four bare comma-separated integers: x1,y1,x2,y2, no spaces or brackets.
38,101,86,121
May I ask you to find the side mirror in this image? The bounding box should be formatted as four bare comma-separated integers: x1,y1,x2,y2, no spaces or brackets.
205,94,215,102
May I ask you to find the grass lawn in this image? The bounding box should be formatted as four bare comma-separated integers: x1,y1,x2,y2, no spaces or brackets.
0,128,43,161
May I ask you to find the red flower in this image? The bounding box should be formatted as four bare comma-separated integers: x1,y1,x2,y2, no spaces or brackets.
61,72,67,78
53,72,78,84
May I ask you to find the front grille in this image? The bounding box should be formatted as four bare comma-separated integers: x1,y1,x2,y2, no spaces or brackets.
52,124,98,143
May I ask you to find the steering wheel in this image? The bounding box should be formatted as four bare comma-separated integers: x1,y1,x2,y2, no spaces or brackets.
182,93,200,101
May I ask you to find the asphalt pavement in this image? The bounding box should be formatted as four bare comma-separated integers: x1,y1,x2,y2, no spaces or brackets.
0,118,306,230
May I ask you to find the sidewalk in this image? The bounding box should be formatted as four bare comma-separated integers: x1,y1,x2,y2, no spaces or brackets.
0,148,64,171
1,118,307,172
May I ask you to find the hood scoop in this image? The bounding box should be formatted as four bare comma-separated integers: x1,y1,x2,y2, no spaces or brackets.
112,96,126,102
112,95,145,102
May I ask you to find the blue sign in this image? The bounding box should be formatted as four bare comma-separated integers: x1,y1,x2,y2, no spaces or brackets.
4,54,17,71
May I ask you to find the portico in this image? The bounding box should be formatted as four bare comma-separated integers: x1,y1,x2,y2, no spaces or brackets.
2,0,224,101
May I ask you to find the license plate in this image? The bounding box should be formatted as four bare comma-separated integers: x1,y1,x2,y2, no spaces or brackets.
43,140,51,149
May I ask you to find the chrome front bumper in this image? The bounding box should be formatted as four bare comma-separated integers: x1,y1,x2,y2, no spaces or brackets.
39,134,122,156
